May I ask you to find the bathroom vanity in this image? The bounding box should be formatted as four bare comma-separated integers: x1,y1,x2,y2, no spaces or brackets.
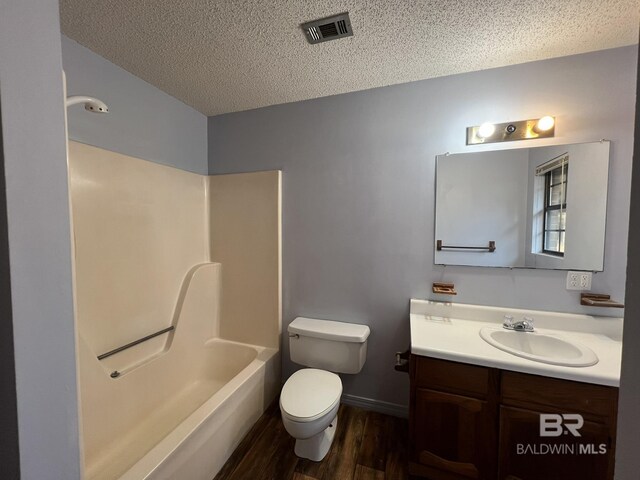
408,300,622,480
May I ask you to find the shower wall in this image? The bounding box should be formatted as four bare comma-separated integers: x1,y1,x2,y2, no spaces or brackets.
68,141,208,365
209,172,282,348
68,141,282,366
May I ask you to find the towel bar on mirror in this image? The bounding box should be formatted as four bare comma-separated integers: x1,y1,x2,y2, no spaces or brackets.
436,240,496,252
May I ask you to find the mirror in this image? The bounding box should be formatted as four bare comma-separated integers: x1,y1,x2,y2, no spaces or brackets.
434,141,610,271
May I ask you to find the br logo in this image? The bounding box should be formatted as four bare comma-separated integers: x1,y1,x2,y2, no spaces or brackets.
539,414,584,437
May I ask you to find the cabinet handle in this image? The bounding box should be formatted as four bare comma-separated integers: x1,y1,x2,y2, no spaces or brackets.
418,450,479,479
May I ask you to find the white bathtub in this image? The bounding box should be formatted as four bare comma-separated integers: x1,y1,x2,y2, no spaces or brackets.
121,340,279,480
82,338,279,480
78,265,281,480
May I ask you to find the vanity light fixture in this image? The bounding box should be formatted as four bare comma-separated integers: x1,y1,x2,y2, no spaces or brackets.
467,116,555,145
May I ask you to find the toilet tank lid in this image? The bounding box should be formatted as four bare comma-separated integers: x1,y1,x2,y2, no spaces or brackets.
289,317,370,343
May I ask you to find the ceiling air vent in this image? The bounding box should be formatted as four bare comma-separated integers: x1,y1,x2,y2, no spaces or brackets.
301,13,353,45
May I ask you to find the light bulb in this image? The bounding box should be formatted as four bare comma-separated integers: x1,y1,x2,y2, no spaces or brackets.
477,123,496,138
535,116,555,132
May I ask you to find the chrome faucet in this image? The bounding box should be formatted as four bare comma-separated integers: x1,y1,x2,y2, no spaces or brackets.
503,315,535,332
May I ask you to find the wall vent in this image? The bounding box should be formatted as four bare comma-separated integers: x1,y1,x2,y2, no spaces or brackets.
301,13,353,45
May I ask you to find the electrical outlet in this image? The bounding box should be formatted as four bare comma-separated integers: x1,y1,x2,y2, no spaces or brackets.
566,271,592,291
579,272,592,289
566,272,579,290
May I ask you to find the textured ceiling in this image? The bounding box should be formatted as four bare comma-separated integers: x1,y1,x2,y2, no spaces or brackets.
60,0,639,116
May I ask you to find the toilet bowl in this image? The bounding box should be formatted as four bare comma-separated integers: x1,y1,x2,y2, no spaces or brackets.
280,369,342,461
280,317,370,462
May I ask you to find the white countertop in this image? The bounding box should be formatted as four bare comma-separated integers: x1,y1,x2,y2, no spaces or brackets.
410,300,622,387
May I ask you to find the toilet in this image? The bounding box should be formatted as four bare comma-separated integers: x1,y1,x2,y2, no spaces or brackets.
280,317,371,461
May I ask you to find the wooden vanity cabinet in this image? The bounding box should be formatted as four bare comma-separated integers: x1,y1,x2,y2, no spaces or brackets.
409,356,499,479
498,406,613,480
409,355,618,480
498,371,618,480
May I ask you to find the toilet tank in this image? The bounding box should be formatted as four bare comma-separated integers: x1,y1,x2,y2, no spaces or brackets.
288,317,371,374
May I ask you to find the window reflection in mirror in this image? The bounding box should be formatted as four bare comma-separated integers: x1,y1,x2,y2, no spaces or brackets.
542,158,568,256
434,141,609,271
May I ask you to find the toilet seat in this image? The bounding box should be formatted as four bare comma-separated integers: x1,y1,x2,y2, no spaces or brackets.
280,369,342,423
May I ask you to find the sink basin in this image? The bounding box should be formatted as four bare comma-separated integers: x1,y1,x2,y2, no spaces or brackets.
479,327,598,367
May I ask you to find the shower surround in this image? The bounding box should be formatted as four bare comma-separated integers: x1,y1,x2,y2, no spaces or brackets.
68,141,281,479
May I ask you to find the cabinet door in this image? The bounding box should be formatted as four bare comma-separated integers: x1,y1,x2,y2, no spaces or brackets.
411,388,496,479
498,406,614,480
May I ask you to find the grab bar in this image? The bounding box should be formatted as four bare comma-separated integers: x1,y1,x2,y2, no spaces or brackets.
97,326,175,360
436,240,496,252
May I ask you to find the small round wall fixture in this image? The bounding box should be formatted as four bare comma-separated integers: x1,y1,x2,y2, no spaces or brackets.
477,122,496,139
535,115,555,132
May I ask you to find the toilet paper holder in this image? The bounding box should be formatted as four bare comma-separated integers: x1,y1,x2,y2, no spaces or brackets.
395,349,410,373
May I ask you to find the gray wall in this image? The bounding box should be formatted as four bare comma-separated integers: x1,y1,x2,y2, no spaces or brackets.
62,35,208,174
0,1,81,478
209,46,638,408
615,46,640,480
0,98,20,480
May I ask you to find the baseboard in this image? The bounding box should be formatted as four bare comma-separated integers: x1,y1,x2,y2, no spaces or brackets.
341,393,408,418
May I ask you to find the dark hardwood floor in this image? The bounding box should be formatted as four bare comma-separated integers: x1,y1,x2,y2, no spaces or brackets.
214,401,410,480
